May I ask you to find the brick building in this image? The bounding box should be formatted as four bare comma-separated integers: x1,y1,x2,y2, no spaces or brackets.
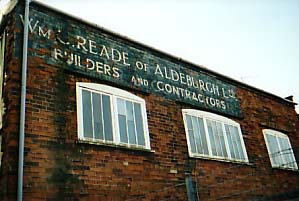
0,1,299,200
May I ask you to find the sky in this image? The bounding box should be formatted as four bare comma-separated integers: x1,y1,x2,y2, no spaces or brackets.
1,0,299,112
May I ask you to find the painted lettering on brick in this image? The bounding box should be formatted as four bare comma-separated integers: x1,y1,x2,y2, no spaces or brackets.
19,12,242,117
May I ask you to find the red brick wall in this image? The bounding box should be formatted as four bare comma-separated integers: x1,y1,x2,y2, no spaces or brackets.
191,87,299,200
1,3,299,201
0,10,23,200
19,58,299,201
20,61,190,200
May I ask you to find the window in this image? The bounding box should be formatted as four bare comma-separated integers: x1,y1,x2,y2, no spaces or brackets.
263,129,298,170
182,109,248,162
76,82,150,150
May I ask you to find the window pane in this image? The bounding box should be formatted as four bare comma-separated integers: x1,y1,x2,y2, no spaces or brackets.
226,125,244,160
191,116,201,154
225,125,235,158
102,95,113,141
232,126,245,160
134,103,145,146
207,120,227,157
82,90,93,138
92,93,103,140
207,120,217,156
128,121,136,144
126,101,137,144
216,122,227,157
117,99,128,143
279,138,291,167
211,121,221,156
117,98,126,115
265,134,281,166
198,117,209,155
191,116,208,155
186,115,196,153
279,138,296,168
119,115,127,143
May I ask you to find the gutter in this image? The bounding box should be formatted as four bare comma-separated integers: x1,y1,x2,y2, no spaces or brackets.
18,0,30,200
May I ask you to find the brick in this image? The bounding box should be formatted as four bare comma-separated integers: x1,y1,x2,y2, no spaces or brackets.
0,2,299,201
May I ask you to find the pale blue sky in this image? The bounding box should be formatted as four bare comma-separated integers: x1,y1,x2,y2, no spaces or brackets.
1,0,298,112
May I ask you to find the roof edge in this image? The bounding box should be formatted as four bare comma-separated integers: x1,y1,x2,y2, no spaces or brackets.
0,0,18,26
14,0,297,107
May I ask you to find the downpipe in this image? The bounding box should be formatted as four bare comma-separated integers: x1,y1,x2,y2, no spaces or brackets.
18,0,30,200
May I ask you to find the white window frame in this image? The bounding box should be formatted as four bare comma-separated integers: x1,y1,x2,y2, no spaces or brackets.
76,82,151,150
263,129,298,170
182,109,249,163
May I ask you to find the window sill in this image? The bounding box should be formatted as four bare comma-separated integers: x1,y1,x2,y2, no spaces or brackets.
76,139,155,153
189,154,251,166
272,166,298,172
